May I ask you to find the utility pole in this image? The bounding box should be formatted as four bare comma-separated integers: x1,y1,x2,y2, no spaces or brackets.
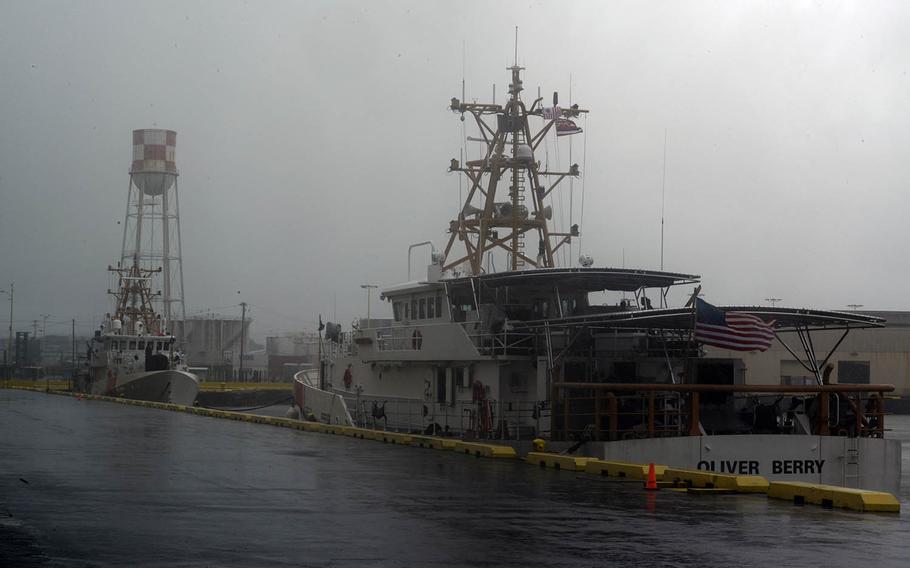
764,297,782,308
318,315,324,391
1,283,13,365
238,301,247,382
847,304,863,312
71,319,76,385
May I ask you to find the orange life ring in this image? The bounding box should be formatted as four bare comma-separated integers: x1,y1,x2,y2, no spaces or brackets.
412,329,423,350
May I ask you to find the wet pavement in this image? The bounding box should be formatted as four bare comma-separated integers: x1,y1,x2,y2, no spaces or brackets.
2,389,909,567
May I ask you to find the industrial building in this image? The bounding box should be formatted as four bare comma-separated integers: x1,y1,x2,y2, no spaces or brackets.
172,316,255,379
265,332,320,380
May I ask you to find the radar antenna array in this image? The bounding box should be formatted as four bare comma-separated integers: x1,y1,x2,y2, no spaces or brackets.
444,64,587,274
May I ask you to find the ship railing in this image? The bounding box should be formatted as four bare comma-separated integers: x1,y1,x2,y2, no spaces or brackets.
551,382,894,443
333,390,549,440
375,326,422,351
322,335,354,359
464,329,536,357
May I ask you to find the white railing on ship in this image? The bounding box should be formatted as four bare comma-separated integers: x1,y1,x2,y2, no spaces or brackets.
464,330,535,356
372,324,536,355
332,389,549,440
375,327,420,351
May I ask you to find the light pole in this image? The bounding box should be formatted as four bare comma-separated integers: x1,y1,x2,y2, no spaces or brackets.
238,300,247,382
764,297,781,308
0,283,12,365
360,284,378,327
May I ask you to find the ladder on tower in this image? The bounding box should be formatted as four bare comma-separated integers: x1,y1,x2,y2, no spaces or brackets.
512,129,527,269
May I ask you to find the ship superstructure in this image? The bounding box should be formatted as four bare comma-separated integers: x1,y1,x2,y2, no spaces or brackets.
444,62,585,274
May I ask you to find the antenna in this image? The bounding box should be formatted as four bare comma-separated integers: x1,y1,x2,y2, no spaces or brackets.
660,128,667,271
461,40,466,104
460,40,466,208
569,74,574,265
514,26,518,66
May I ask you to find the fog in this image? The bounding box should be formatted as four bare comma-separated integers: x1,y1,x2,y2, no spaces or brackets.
1,0,908,341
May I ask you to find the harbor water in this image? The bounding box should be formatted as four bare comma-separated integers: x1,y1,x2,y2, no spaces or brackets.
2,389,909,567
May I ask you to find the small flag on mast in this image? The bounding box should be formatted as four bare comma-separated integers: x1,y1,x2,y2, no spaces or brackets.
555,118,583,137
542,106,561,120
695,298,775,352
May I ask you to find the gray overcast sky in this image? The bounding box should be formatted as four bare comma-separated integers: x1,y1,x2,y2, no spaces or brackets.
1,0,908,340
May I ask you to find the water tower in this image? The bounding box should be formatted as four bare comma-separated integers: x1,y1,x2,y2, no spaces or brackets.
119,129,186,333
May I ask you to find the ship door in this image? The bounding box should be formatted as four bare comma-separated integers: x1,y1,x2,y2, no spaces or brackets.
436,367,447,404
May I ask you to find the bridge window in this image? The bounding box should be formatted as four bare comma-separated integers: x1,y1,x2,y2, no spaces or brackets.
419,298,426,319
411,299,418,320
427,296,435,318
404,301,410,320
435,295,443,319
393,302,401,321
128,341,136,350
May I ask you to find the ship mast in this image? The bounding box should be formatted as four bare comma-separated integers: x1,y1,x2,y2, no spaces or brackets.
107,256,163,335
443,62,587,274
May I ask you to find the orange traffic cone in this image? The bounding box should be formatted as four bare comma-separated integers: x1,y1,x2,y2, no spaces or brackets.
644,462,659,491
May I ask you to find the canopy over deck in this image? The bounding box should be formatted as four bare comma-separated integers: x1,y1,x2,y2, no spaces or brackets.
512,305,886,332
714,307,885,332
445,267,700,294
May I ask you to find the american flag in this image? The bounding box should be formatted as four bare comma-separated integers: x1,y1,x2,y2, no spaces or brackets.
542,106,561,120
695,298,775,351
555,118,583,137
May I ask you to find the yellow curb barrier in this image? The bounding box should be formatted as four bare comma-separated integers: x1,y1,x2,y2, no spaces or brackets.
357,429,384,441
453,441,518,459
349,428,379,440
584,460,667,481
410,435,458,450
378,431,413,445
768,481,900,513
526,452,595,471
325,424,352,436
714,475,770,494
